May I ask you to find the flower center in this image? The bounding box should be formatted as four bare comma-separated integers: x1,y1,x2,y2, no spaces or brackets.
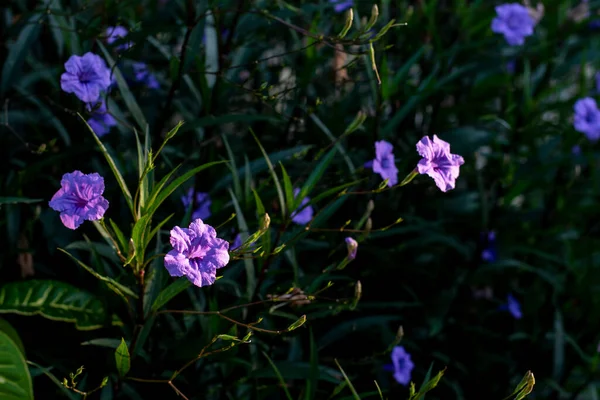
586,111,598,124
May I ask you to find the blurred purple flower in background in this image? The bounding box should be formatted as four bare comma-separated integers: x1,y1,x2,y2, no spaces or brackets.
164,219,230,287
60,53,111,103
86,100,117,137
481,231,497,262
573,97,600,141
502,293,523,319
132,62,160,89
330,0,353,13
595,72,600,93
291,188,314,225
106,26,133,51
49,171,109,230
345,237,358,260
390,346,414,385
231,232,256,251
371,140,398,187
181,188,212,220
491,3,535,46
416,135,465,192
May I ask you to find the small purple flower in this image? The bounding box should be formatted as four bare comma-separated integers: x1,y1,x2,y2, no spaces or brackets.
60,53,111,103
345,237,358,260
181,188,211,220
106,26,133,51
416,135,465,192
390,346,414,386
590,19,600,29
371,140,398,187
330,0,353,13
132,62,160,89
49,171,109,230
503,293,523,319
481,231,497,262
164,219,230,287
491,3,535,46
291,188,314,225
86,100,117,137
574,97,600,141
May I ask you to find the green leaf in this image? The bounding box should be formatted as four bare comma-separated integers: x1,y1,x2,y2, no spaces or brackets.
0,280,110,330
0,13,41,97
151,277,192,312
0,331,33,400
142,261,166,318
0,197,42,205
78,114,134,216
97,41,148,131
334,359,360,400
297,147,337,202
115,338,131,377
0,318,25,356
279,163,296,211
249,129,286,217
305,328,319,400
409,367,445,400
263,352,293,400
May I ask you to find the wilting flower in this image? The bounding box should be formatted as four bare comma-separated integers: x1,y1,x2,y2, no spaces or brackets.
181,188,211,220
481,231,497,262
60,53,111,103
49,171,109,230
567,0,590,23
106,26,132,51
371,140,398,187
502,293,523,319
291,188,314,225
345,237,358,260
164,219,230,287
416,135,465,192
132,62,160,89
390,346,414,386
330,0,353,13
86,100,117,137
573,97,600,141
491,3,535,46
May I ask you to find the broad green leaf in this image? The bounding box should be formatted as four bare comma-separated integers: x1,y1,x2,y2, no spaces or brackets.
115,338,131,377
151,277,192,312
58,248,138,299
97,41,148,131
0,331,33,400
0,197,42,205
0,13,41,97
0,280,111,330
0,318,25,356
79,114,134,216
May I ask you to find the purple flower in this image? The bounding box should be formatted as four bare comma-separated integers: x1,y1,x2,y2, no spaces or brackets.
491,3,535,46
164,219,230,287
132,62,160,89
291,188,314,225
49,171,109,230
481,231,497,262
595,72,600,93
574,97,600,141
60,53,111,103
416,135,465,192
590,19,600,29
106,26,133,51
345,237,358,260
390,346,414,386
371,140,398,187
181,188,211,220
330,0,353,13
503,293,523,319
86,100,117,137
506,59,517,74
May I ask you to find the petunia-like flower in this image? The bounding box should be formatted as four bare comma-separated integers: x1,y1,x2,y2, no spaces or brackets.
345,237,358,260
49,171,109,230
291,188,314,225
60,53,111,103
573,97,600,141
330,0,353,13
390,346,414,386
181,188,211,220
86,100,117,137
502,293,523,319
371,140,398,187
106,26,133,51
164,219,230,287
491,3,535,46
416,135,465,192
132,62,160,89
481,231,497,262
